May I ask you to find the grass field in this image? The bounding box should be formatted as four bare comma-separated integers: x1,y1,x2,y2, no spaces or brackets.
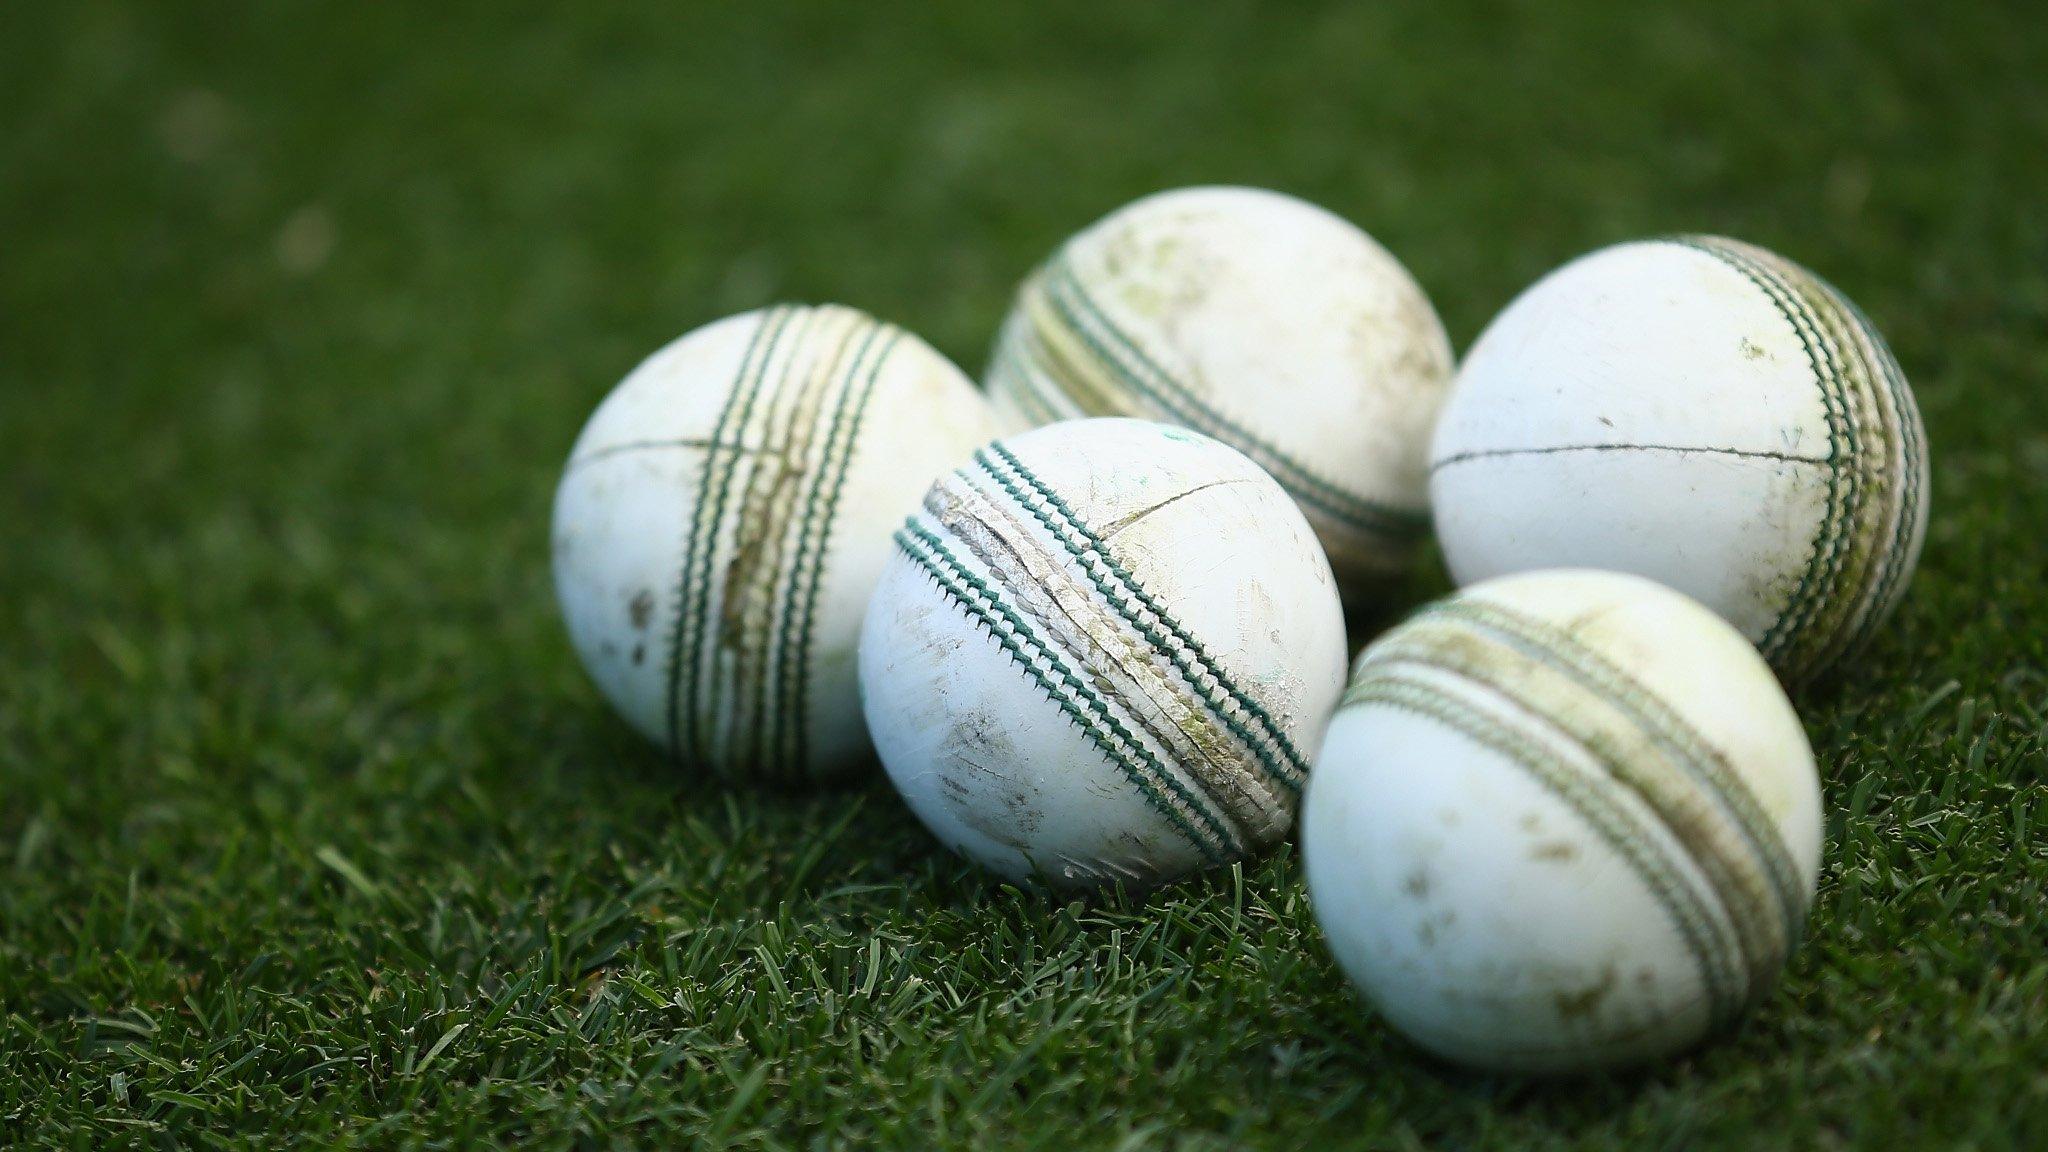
4,2,2046,1147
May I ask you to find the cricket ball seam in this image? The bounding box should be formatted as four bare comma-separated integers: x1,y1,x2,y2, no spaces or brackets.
1837,288,1927,662
773,321,900,776
1029,254,1432,542
1785,264,1896,678
717,312,853,776
1673,236,1913,685
1014,268,1134,416
977,441,1312,795
1350,651,1757,1021
1381,601,1805,1002
924,472,1290,832
988,303,1083,428
1341,671,1748,1021
894,519,1243,863
1800,280,1925,672
1670,238,1858,680
1424,599,1807,948
1761,243,1923,677
667,304,799,765
1735,242,1899,680
660,306,899,779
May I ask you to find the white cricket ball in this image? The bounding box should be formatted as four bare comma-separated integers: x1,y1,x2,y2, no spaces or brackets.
986,186,1455,597
1303,569,1823,1075
860,417,1349,889
1431,236,1931,685
551,304,1002,782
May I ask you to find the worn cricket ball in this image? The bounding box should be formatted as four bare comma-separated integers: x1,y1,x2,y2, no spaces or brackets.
860,417,1349,889
1431,236,1931,685
985,186,1455,598
1302,569,1823,1074
551,304,1002,782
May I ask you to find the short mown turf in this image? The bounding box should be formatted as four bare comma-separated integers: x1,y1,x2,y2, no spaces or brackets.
3,3,2045,1148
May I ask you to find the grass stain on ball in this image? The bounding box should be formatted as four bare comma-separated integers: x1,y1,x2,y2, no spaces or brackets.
552,304,1001,783
1303,569,1823,1075
987,186,1455,600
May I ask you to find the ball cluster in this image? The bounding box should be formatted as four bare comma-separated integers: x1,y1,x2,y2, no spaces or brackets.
550,189,1929,1074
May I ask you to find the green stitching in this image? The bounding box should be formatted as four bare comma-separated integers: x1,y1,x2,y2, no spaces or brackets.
667,305,797,764
1399,601,1806,997
1670,238,1847,668
907,518,1238,834
1371,630,1784,986
1782,268,1903,678
898,521,1240,862
1344,671,1745,1023
1020,322,1087,422
1046,257,1431,535
1036,257,1430,541
784,327,898,774
1739,246,1887,681
987,313,1067,426
1798,277,1924,668
1013,279,1139,419
1425,599,1806,936
1672,238,1862,680
772,319,895,778
726,312,858,778
710,307,829,776
978,441,1310,795
1838,289,1926,658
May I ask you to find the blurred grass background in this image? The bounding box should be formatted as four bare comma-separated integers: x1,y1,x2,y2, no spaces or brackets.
3,2,2045,1147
